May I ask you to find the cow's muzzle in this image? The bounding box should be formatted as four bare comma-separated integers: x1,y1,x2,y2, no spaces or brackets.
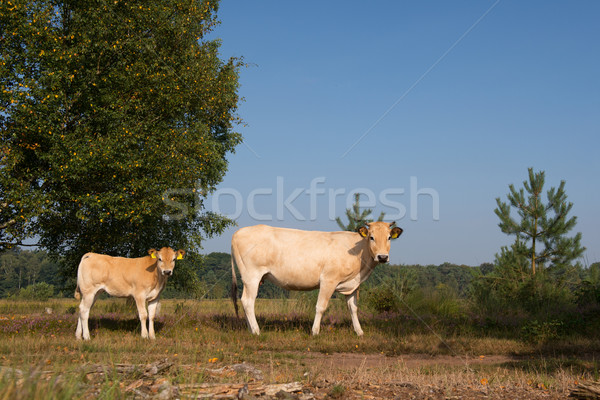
162,270,173,276
376,254,389,263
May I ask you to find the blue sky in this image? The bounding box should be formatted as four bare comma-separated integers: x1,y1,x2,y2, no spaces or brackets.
200,1,599,266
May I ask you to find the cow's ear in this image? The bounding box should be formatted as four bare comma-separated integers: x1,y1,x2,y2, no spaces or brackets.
390,227,403,239
148,249,157,259
358,226,369,238
176,250,185,260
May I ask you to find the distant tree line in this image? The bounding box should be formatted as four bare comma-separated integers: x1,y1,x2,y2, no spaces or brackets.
0,248,62,298
4,247,598,304
0,247,484,300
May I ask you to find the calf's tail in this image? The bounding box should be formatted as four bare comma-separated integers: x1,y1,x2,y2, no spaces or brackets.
231,245,239,318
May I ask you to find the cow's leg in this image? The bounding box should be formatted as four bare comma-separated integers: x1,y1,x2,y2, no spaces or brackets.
76,291,96,340
133,295,149,339
312,283,337,336
241,276,262,335
346,290,364,336
147,298,159,340
76,315,82,340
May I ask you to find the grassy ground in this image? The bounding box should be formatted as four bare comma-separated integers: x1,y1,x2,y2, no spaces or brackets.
0,298,599,399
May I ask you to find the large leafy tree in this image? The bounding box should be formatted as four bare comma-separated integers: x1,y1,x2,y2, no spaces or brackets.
0,0,242,284
494,168,585,275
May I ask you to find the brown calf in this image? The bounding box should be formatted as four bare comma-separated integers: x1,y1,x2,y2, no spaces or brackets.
75,247,184,340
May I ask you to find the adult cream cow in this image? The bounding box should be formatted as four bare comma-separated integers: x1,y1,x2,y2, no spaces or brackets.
75,247,185,340
231,221,402,336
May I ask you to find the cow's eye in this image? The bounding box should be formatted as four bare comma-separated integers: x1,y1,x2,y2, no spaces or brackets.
388,236,391,241
369,236,375,241
158,257,162,262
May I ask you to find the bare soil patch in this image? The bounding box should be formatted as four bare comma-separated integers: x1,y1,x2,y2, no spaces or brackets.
244,352,570,399
301,351,518,370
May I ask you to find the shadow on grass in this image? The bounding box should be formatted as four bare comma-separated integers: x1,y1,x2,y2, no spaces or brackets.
206,313,316,335
88,316,164,335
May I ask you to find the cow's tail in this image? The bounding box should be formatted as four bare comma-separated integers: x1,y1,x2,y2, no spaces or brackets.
230,243,239,319
74,285,81,300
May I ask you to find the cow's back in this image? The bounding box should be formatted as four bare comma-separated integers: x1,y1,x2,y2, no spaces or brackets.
77,253,154,298
232,225,365,291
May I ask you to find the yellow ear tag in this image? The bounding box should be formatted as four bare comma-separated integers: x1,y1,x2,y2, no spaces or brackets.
391,232,399,239
151,253,156,259
177,253,183,260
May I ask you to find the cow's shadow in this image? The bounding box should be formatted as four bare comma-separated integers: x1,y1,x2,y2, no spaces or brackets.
87,316,165,335
208,313,338,335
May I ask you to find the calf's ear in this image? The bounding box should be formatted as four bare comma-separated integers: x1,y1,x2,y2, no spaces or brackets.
176,250,186,260
390,227,403,239
148,249,158,259
358,226,369,238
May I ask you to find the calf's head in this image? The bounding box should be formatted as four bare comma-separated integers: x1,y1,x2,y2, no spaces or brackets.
149,247,185,276
358,221,403,263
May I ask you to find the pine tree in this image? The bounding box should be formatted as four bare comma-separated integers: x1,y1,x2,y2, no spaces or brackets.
494,168,585,275
336,193,385,231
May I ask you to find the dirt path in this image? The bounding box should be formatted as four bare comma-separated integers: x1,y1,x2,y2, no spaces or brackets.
251,352,571,399
301,352,517,369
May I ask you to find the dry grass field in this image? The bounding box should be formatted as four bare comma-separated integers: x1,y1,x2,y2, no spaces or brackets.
1,298,599,399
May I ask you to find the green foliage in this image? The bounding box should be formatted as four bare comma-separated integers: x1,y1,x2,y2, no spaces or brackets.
494,168,585,275
363,264,470,321
162,253,205,299
521,319,564,344
365,262,478,298
335,193,384,231
366,284,399,313
472,263,579,328
364,268,415,313
0,248,61,297
0,0,243,289
475,168,585,325
12,282,54,301
576,262,600,307
327,384,346,399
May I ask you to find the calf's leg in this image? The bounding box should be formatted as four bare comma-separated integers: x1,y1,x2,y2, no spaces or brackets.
147,299,160,339
76,291,96,340
134,295,149,339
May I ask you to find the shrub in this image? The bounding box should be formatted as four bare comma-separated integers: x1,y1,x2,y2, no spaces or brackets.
471,267,578,331
12,282,54,301
521,319,564,343
366,284,399,313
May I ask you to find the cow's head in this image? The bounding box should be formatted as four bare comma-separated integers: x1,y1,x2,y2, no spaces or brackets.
358,221,403,263
148,247,185,276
